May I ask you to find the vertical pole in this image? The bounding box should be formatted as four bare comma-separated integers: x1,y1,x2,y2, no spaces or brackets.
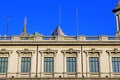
76,7,79,37
17,54,20,78
86,51,88,77
76,0,79,40
6,16,11,36
81,45,84,77
108,53,111,77
98,53,101,77
116,15,119,32
36,45,38,77
63,52,65,77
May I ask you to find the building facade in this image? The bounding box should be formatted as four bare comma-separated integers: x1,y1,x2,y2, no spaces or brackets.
0,1,120,79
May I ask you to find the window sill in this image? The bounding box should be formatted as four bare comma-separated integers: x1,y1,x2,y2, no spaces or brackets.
20,73,30,75
113,73,120,75
66,72,76,75
44,73,53,75
90,72,99,75
0,73,6,75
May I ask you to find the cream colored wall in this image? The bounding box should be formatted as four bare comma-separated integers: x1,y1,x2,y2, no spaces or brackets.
0,45,119,78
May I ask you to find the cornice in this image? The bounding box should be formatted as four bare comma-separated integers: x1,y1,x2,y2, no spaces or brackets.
0,41,119,46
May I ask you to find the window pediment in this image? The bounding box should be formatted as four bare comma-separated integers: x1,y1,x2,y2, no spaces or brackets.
61,48,80,57
0,49,13,57
106,48,120,54
84,48,102,56
16,48,35,56
39,48,58,57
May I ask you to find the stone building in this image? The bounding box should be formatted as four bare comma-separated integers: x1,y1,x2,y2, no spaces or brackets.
0,1,120,80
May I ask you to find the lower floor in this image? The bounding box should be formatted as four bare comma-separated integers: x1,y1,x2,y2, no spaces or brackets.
1,72,120,78
0,78,120,80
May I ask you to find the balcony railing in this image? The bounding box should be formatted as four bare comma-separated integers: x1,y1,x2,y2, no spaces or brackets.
86,36,99,40
0,36,119,41
20,36,34,40
0,36,12,40
42,36,55,40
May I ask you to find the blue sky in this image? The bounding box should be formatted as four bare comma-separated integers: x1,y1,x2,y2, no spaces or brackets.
0,0,118,36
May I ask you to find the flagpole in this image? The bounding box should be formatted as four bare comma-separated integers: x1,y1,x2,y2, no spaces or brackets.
6,16,11,36
76,1,79,40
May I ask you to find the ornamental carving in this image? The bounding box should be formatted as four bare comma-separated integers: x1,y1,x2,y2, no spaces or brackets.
39,48,58,57
106,48,120,54
16,48,35,57
84,48,102,56
0,49,13,57
61,48,80,57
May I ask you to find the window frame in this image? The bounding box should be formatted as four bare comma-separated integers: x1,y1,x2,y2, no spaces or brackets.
89,57,99,73
21,57,31,73
66,57,76,73
44,57,54,73
0,57,8,73
112,57,120,73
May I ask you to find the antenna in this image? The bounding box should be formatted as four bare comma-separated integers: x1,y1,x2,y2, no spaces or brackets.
5,16,11,36
76,1,79,39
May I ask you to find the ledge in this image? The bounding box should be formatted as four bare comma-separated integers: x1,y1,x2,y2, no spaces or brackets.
113,73,120,75
20,73,30,75
90,72,99,75
44,73,54,75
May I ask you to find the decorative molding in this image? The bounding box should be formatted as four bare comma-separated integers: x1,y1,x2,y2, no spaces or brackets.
84,48,102,56
0,49,13,57
39,48,58,57
106,48,120,54
61,48,80,57
16,48,35,57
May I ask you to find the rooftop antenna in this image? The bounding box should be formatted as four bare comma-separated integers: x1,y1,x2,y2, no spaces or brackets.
76,0,79,39
5,16,11,36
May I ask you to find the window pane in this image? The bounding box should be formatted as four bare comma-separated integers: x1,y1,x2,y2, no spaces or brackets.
67,57,76,73
44,57,54,73
21,57,31,73
89,57,99,72
112,57,120,72
0,57,8,73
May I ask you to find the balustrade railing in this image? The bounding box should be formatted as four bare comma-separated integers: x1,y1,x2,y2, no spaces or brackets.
64,36,77,40
108,36,120,40
42,36,55,40
0,36,12,40
20,36,34,40
0,36,119,41
86,36,99,40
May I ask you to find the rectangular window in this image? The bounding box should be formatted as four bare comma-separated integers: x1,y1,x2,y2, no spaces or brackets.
21,57,31,73
89,57,99,72
0,57,8,73
112,57,120,72
67,57,76,73
44,57,54,73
